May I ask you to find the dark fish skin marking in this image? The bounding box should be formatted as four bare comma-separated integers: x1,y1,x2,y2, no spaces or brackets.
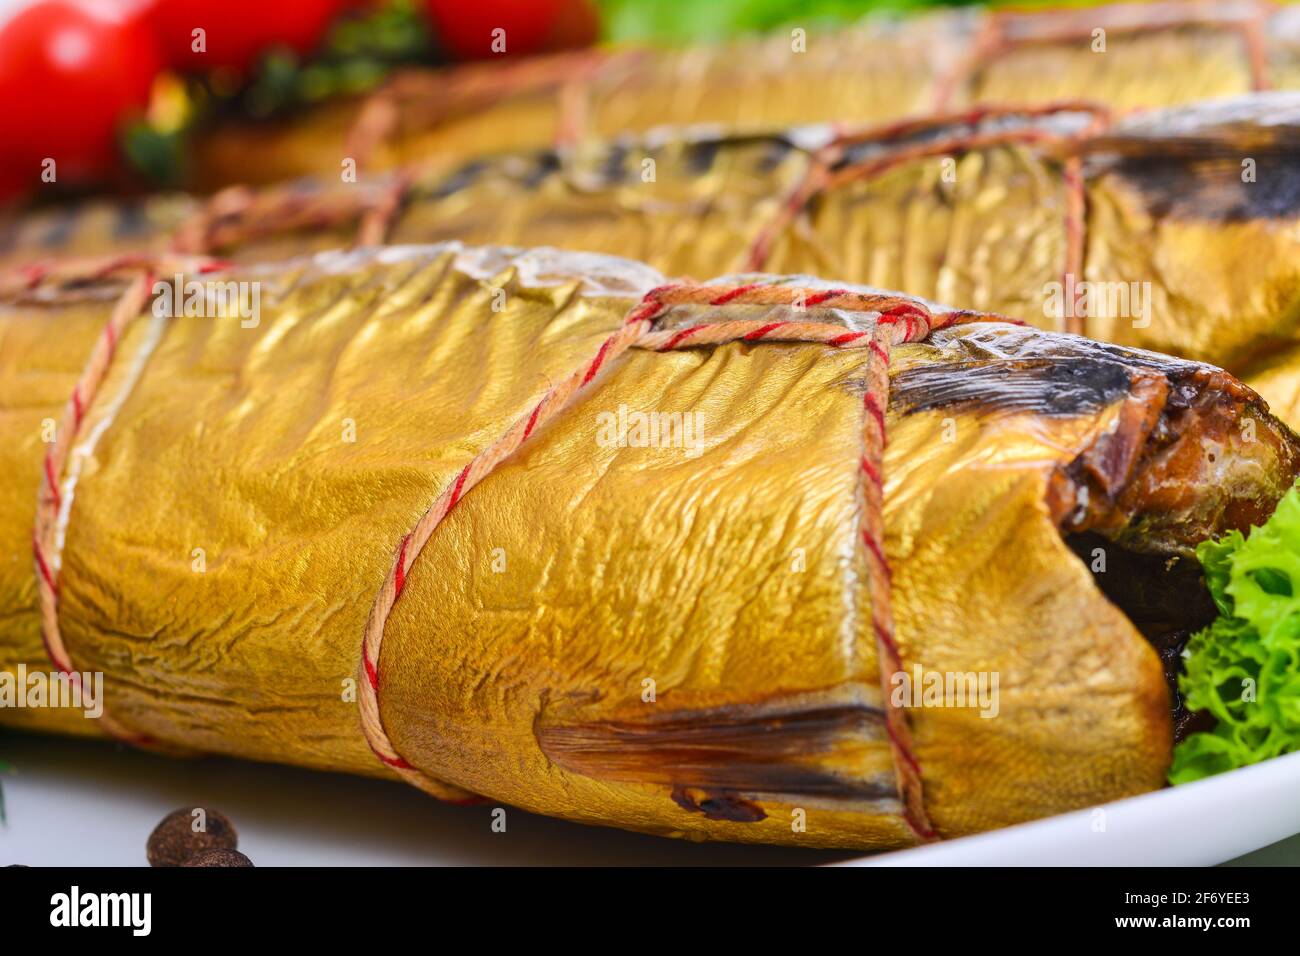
757,137,797,173
684,138,722,175
927,324,1207,374
899,325,1263,411
41,205,79,249
895,327,1288,457
835,109,1093,171
113,201,151,239
595,142,628,184
522,150,563,189
1096,155,1300,222
1082,111,1300,222
892,358,1134,418
538,703,896,804
671,786,767,823
425,159,489,199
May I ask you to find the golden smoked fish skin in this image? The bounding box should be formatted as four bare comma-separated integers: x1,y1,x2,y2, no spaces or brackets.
2,245,1296,848
7,95,1299,425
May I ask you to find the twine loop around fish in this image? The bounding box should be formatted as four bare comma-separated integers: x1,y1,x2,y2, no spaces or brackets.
353,278,1010,841
9,114,1035,846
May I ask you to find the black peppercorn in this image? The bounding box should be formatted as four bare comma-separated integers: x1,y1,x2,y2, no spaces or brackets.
147,806,238,867
182,848,254,867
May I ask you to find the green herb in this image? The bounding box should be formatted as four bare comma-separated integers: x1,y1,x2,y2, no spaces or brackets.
1170,481,1300,783
595,0,1095,44
122,122,187,188
238,0,436,120
123,0,439,185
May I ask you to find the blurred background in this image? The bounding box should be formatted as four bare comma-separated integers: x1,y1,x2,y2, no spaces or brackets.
0,0,1086,205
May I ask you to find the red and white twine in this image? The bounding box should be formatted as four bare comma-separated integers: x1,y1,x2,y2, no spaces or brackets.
9,149,1026,842
12,0,1273,838
355,280,1004,841
27,253,228,751
31,270,158,747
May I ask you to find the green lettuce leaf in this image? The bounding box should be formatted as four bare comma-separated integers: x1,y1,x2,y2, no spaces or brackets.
1170,481,1300,783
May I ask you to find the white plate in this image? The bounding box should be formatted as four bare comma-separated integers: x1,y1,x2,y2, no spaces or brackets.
1,733,1296,866
852,749,1300,866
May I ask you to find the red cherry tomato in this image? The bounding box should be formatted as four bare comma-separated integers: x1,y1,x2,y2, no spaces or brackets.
0,0,163,190
423,0,598,60
0,163,29,206
147,0,348,75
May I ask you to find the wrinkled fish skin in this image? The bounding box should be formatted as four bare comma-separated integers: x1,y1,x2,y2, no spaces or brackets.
6,92,1300,429
1,245,1295,848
